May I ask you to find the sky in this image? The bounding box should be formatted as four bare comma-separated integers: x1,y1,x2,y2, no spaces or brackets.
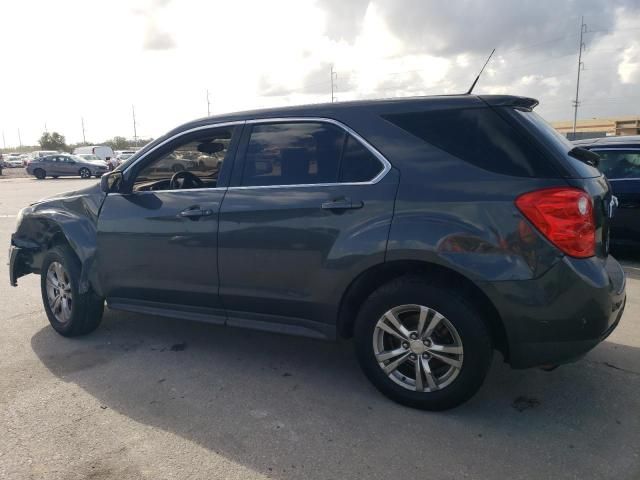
0,0,639,147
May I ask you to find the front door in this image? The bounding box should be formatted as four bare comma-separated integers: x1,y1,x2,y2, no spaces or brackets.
218,120,397,337
96,125,241,317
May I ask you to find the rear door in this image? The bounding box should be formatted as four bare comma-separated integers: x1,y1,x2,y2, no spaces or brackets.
218,119,398,338
592,148,640,245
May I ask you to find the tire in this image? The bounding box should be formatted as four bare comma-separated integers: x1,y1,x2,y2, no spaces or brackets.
354,275,492,411
52,176,59,179
34,168,46,180
40,245,104,337
79,168,91,179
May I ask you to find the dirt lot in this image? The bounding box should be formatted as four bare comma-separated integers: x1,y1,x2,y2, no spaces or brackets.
1,177,639,480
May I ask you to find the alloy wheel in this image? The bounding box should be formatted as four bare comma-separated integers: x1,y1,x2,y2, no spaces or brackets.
45,262,73,324
373,304,464,392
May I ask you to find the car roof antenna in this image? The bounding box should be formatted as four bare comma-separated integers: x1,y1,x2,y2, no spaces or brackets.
466,48,496,95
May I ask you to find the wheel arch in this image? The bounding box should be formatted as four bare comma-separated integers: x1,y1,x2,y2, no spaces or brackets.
13,212,99,295
337,260,509,360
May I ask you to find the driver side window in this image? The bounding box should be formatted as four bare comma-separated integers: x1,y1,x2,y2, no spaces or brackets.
133,127,235,191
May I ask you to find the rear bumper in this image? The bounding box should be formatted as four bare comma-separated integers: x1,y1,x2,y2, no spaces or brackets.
482,254,626,368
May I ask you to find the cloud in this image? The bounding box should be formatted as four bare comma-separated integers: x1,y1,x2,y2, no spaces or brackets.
143,24,175,50
308,1,640,121
135,0,176,51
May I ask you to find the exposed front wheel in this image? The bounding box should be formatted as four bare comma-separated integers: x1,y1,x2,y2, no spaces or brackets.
79,168,91,179
34,168,46,179
354,276,492,410
40,245,104,337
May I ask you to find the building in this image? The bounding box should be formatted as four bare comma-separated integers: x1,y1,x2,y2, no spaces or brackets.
551,116,640,140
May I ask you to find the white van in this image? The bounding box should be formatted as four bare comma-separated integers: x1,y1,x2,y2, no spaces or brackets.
73,145,115,162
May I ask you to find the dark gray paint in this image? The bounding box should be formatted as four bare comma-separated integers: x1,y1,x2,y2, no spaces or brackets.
9,94,626,368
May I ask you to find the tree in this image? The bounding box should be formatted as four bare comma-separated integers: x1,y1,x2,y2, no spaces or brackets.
39,132,68,152
104,136,130,150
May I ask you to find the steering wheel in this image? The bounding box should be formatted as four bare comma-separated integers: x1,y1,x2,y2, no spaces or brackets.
169,170,204,190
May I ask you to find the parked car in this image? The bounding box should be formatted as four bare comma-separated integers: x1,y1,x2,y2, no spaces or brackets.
76,153,110,168
25,150,59,166
3,153,24,167
9,95,626,410
5,158,24,168
25,154,108,179
115,150,136,166
573,135,640,248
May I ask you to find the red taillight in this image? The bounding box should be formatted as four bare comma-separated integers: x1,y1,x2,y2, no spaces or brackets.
515,187,595,258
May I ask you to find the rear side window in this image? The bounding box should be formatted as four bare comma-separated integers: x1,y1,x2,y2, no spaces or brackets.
340,135,383,182
383,107,555,177
241,122,384,186
594,150,640,179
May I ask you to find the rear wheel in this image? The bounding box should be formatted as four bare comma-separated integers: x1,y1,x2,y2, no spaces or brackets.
40,245,104,337
79,168,91,179
52,176,59,179
354,276,492,410
34,168,46,179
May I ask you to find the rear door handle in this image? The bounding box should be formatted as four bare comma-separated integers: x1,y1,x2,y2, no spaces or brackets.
179,207,213,218
321,198,364,210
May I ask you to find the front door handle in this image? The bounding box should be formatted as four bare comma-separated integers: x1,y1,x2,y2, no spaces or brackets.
179,207,213,218
321,198,364,210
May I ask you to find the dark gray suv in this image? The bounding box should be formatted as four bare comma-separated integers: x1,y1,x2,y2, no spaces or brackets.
9,95,626,410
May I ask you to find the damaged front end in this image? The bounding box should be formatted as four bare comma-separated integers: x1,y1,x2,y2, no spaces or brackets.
8,183,106,292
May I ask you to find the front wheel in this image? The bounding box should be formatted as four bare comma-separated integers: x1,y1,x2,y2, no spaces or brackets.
79,168,91,179
34,168,46,179
354,276,493,410
40,245,104,337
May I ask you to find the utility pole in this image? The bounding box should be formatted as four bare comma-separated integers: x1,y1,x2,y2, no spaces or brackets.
572,16,587,137
330,65,337,103
81,117,86,144
132,105,138,147
18,128,22,148
2,131,5,149
206,89,211,116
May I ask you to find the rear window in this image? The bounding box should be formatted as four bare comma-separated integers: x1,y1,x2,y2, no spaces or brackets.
593,150,640,179
383,107,557,177
513,110,601,178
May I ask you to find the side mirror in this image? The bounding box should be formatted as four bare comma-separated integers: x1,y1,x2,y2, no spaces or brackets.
100,171,123,193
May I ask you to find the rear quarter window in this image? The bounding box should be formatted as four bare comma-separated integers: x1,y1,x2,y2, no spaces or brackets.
382,107,558,177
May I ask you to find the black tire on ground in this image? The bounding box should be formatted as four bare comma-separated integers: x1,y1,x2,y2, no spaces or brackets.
40,245,104,337
52,176,59,179
79,168,91,179
353,275,493,411
34,168,46,179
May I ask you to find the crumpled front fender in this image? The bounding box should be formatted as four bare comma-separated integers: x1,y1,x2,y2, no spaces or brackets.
10,183,106,294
